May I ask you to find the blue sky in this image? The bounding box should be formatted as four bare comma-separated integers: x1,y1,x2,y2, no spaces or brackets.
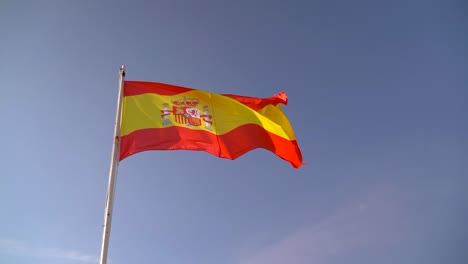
0,0,466,263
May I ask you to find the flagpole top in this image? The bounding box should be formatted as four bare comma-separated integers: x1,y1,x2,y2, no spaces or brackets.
120,65,126,76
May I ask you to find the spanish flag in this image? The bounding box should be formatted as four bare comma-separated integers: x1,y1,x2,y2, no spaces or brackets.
120,81,303,168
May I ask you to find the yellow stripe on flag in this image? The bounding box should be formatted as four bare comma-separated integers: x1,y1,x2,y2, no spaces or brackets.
121,90,296,140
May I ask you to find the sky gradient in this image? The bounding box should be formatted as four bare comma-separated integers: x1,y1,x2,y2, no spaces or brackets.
1,1,466,264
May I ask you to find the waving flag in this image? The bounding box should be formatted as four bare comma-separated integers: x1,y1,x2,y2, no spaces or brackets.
120,81,303,168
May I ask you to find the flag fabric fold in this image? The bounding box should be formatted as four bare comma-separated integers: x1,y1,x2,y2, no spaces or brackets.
120,81,303,168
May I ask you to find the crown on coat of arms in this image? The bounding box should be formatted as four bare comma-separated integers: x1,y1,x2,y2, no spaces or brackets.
172,97,199,107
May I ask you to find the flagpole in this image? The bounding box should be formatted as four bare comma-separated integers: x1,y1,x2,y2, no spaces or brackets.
99,65,125,264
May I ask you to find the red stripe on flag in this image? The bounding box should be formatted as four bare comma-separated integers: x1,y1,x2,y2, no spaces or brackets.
124,81,288,111
120,125,303,168
124,81,193,96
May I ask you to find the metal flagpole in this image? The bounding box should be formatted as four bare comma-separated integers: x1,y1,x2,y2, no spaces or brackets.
99,65,125,264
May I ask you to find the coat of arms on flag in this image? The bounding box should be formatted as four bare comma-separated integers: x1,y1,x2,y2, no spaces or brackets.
160,96,212,129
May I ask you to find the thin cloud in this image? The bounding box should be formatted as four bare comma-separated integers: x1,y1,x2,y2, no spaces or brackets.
236,187,409,264
0,238,99,263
